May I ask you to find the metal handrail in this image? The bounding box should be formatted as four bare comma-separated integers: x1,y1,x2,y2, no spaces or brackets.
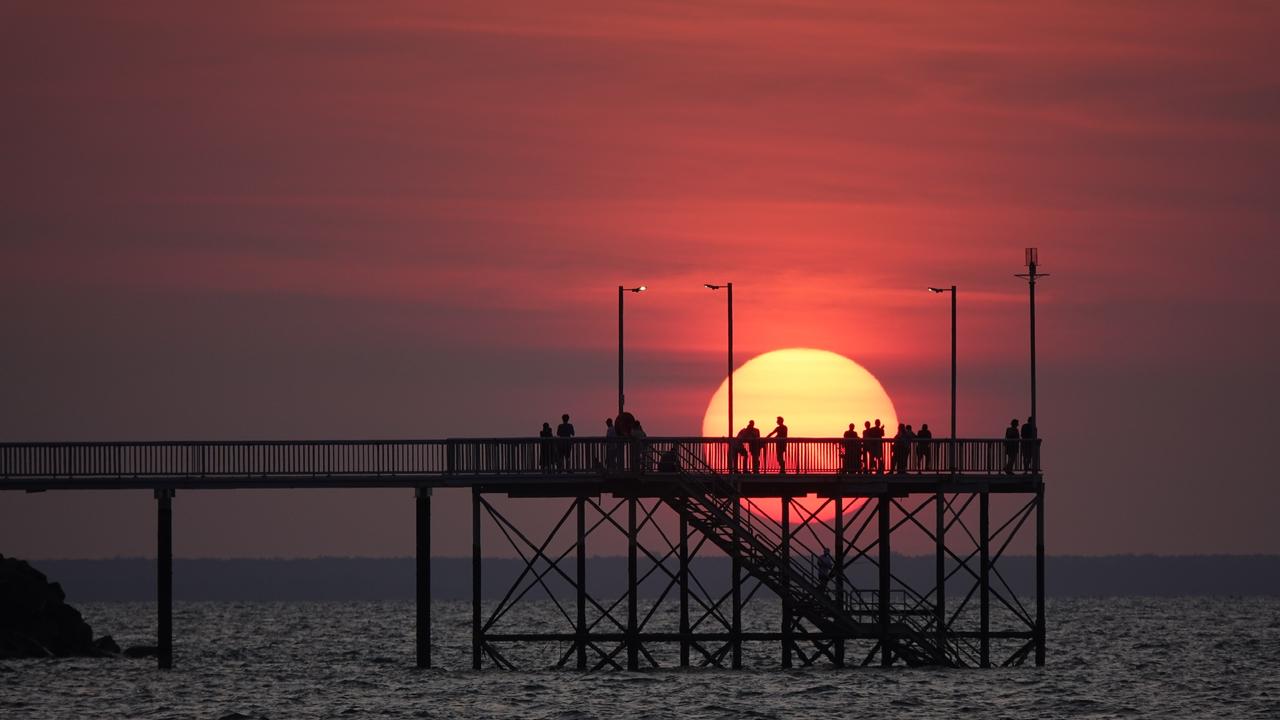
0,437,1041,479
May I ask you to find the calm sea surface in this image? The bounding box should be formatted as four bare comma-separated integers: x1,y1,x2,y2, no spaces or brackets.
3,597,1278,719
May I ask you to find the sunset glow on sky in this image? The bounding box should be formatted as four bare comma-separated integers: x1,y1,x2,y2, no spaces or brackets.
1,1,1278,558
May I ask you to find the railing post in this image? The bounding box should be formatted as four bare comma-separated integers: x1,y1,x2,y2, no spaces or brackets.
416,487,431,669
155,488,174,670
472,488,482,670
781,496,792,668
878,495,891,667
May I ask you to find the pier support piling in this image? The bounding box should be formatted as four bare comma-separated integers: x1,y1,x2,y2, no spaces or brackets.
627,496,639,670
416,487,431,669
679,508,690,668
155,488,173,670
1035,482,1046,666
980,489,991,668
781,496,792,668
472,488,481,670
577,496,587,671
878,495,891,668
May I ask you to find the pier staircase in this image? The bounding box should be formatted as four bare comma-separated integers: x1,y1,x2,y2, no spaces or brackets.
648,442,959,667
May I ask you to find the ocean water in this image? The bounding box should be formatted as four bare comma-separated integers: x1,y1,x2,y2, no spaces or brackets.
3,597,1279,719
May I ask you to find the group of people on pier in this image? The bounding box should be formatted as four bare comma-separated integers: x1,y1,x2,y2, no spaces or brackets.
536,412,1039,475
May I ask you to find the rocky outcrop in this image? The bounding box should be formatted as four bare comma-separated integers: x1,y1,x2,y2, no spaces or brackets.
0,554,118,658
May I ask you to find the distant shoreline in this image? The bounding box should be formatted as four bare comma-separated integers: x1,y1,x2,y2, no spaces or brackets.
25,555,1280,601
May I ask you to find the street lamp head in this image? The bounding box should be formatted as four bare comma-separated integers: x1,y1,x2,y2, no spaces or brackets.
928,286,954,294
704,283,721,290
928,287,945,293
621,285,647,293
636,285,646,292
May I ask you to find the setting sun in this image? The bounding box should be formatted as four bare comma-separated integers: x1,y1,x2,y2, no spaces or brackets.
701,348,898,522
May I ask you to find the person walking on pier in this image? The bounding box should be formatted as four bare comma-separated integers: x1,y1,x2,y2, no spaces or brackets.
766,416,789,474
539,422,554,471
842,423,861,474
1021,416,1038,473
557,414,575,472
1003,418,1020,474
915,423,932,472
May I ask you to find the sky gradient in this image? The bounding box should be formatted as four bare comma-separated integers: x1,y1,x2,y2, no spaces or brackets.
2,1,1278,558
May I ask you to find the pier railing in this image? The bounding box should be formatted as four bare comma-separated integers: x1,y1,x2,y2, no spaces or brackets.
0,437,1039,480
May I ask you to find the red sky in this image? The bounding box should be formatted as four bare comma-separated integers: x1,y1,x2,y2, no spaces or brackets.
2,1,1278,558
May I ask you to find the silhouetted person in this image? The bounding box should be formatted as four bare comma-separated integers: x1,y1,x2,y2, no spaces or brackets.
817,548,835,591
861,421,873,473
891,423,909,473
604,417,619,471
916,423,932,472
732,425,750,474
842,423,860,474
766,416,788,474
745,420,763,475
658,445,678,473
1004,418,1020,474
1021,416,1038,473
867,419,885,474
632,420,647,472
904,424,916,472
539,422,554,471
557,413,575,471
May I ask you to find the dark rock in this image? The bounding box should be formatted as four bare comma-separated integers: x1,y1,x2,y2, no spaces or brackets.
0,554,115,658
92,635,122,656
124,645,158,659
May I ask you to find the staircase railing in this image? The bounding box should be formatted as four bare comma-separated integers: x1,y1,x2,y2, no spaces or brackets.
646,441,956,666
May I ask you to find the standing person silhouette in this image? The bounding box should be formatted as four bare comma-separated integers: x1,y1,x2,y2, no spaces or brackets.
557,413,575,472
868,419,885,474
842,423,861,475
915,423,932,472
604,417,618,471
732,424,751,474
766,416,789,474
891,423,909,473
861,421,873,473
745,420,763,475
1021,416,1037,473
538,422,554,471
1003,418,1020,474
817,548,835,591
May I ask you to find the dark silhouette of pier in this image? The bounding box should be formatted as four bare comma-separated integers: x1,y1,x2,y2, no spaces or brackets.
1,435,1045,671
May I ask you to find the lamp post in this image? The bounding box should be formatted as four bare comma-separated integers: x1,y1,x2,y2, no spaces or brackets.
618,285,647,417
704,283,733,438
1015,248,1048,667
1015,249,1047,428
927,286,957,474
